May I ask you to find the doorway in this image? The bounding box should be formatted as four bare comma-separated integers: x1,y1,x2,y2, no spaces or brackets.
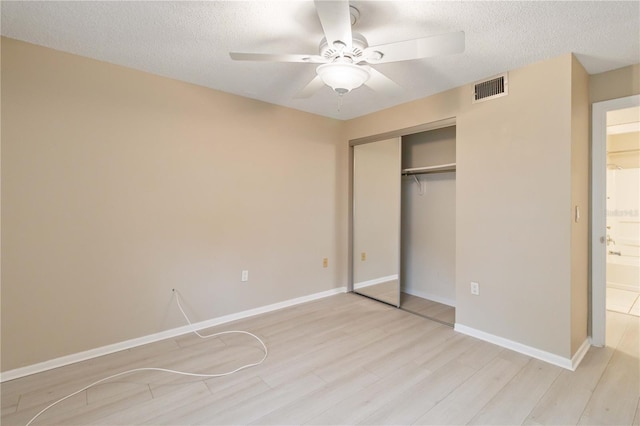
591,94,640,347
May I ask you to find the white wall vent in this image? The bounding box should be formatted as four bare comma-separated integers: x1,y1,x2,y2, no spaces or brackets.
473,73,508,103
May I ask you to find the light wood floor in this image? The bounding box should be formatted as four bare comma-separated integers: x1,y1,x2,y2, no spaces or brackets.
354,280,400,307
353,284,456,326
400,293,455,326
2,293,639,425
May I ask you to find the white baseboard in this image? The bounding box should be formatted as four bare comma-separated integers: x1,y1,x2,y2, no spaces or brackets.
0,286,347,382
571,338,591,371
454,324,590,371
402,287,456,307
354,275,398,290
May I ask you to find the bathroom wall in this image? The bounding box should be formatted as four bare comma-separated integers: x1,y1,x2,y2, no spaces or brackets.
606,131,640,291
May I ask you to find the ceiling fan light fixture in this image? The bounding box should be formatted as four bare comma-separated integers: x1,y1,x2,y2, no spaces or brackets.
316,62,370,94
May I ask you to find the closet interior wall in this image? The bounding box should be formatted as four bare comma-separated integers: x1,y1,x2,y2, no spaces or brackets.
401,126,457,310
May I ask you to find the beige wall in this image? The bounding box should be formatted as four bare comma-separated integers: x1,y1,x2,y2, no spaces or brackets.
590,64,640,104
402,127,457,169
347,54,584,358
1,38,347,371
570,56,590,355
608,132,640,169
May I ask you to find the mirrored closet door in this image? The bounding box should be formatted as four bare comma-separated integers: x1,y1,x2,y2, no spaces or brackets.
352,137,401,307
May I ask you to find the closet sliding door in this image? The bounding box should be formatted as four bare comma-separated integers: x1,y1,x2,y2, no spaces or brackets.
352,137,401,307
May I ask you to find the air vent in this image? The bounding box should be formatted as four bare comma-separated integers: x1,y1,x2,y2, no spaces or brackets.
473,73,508,103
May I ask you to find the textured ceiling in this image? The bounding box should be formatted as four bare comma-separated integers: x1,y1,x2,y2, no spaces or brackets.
2,1,639,120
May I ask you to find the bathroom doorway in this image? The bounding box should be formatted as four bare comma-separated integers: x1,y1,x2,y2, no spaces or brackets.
605,107,640,317
592,95,640,346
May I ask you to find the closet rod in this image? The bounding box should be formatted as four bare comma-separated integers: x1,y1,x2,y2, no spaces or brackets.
401,163,456,176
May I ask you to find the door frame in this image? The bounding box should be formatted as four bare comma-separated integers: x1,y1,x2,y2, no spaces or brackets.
347,117,456,305
591,94,639,347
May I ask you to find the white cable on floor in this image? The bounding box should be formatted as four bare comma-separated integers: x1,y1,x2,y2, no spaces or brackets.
25,289,268,426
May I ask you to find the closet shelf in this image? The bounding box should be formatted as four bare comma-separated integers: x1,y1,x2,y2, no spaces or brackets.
402,163,456,175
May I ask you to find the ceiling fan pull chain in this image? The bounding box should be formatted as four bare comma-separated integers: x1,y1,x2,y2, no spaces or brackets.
337,92,345,114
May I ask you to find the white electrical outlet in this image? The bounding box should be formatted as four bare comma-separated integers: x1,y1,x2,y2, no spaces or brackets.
241,270,249,282
470,281,480,295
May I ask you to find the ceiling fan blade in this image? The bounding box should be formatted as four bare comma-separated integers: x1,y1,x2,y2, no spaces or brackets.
230,52,326,64
363,31,465,64
295,75,326,98
364,68,403,96
314,0,353,50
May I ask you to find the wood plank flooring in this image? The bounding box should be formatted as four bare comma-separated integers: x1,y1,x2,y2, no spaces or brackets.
2,293,639,425
400,292,456,326
354,280,400,307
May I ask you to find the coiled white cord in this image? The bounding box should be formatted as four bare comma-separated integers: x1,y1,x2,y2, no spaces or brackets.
25,290,268,426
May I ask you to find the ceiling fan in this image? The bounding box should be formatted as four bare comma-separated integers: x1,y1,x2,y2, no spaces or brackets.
229,1,465,98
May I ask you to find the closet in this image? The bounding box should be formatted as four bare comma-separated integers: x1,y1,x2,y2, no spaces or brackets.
351,121,456,325
400,126,456,325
